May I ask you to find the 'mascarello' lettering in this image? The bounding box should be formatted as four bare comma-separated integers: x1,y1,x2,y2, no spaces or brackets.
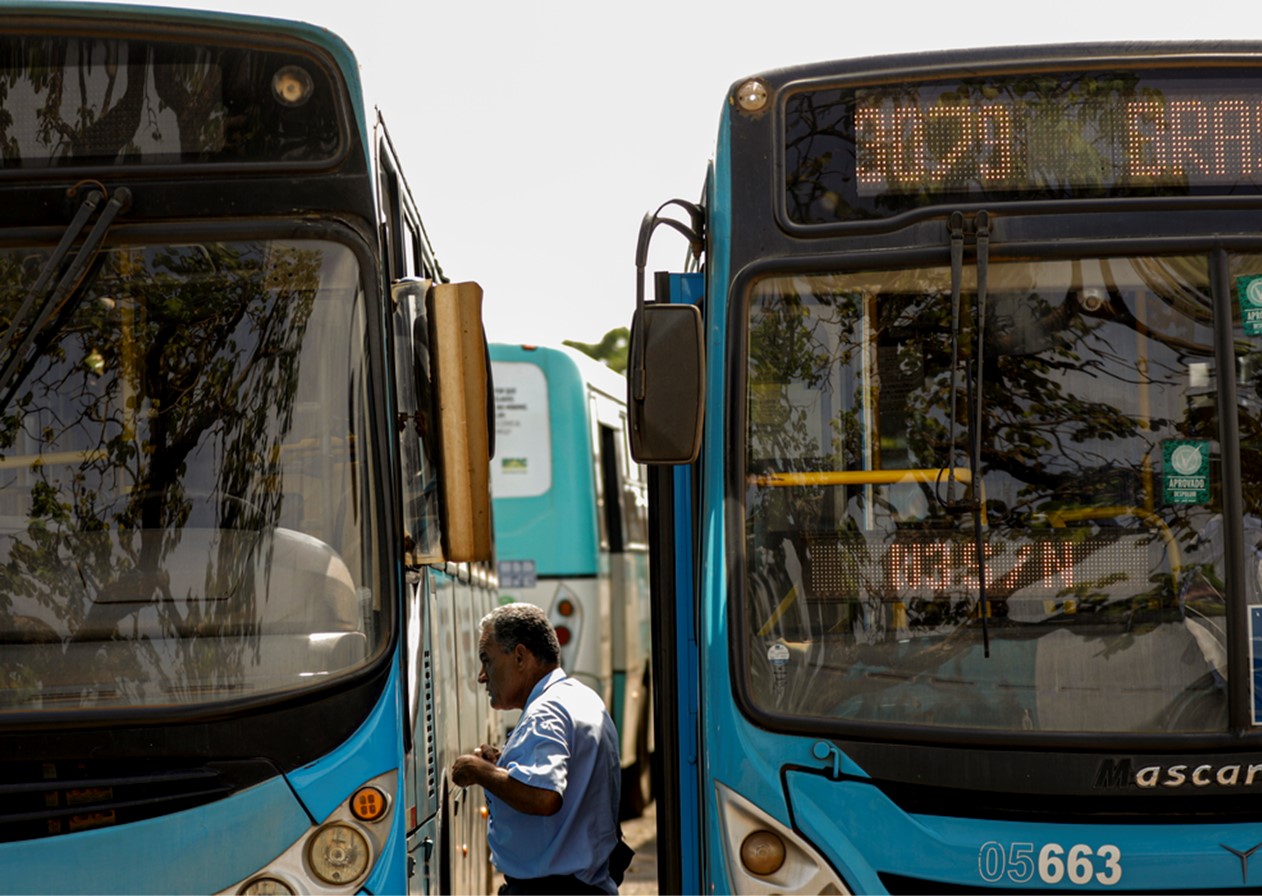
1134,763,1262,788
1095,759,1262,789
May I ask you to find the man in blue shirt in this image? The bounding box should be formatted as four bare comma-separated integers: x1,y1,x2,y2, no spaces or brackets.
452,603,623,895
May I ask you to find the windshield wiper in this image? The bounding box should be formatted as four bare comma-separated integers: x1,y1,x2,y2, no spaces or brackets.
0,184,132,410
941,210,992,656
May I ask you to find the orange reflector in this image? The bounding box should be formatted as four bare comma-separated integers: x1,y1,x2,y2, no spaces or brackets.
557,599,575,617
351,786,388,823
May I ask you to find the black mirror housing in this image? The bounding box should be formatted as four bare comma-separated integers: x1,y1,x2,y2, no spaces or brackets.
628,302,704,464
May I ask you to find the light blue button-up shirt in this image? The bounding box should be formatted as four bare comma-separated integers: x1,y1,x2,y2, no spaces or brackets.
487,668,621,892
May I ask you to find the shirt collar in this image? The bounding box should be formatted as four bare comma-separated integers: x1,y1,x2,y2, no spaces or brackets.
524,667,567,710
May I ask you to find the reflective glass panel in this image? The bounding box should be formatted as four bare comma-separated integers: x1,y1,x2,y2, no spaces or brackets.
743,255,1254,733
0,239,381,712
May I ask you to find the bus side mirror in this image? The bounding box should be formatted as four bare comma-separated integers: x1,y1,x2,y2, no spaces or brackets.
428,281,493,562
628,302,704,464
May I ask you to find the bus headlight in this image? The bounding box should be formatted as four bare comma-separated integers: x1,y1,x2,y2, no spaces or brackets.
717,781,851,895
741,829,786,876
216,770,396,895
306,823,371,885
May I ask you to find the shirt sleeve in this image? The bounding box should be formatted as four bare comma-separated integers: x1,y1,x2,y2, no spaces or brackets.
503,700,572,796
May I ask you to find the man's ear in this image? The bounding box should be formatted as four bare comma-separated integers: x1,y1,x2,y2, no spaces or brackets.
513,643,529,667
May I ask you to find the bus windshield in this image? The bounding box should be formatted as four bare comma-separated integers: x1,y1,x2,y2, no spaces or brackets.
0,238,381,713
743,253,1262,734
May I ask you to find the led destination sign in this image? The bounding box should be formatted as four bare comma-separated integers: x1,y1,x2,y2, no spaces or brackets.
806,533,1155,609
783,69,1262,222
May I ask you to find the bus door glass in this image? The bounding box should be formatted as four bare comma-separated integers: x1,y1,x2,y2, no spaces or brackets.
741,254,1254,734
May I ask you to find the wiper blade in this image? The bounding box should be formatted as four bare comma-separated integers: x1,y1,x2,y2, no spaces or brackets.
941,210,993,657
0,188,102,357
972,211,991,658
0,185,131,409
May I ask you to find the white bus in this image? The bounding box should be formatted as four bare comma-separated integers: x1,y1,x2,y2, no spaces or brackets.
490,343,653,817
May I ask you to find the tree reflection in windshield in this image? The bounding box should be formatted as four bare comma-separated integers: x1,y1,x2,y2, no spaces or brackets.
744,256,1246,734
0,240,376,711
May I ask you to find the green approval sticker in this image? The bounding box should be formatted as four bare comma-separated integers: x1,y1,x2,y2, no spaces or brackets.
1162,439,1210,505
1238,275,1262,336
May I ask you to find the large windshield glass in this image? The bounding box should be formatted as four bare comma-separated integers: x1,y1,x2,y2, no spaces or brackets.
744,255,1262,734
0,239,381,713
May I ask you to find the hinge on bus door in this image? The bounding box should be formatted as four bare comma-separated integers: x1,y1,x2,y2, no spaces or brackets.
945,210,993,656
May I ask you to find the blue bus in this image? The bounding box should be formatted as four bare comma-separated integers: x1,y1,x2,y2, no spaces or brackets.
633,43,1262,894
489,343,653,817
0,4,496,893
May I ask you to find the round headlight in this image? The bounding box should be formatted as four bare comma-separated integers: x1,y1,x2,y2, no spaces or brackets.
740,829,786,876
735,79,769,113
306,822,370,885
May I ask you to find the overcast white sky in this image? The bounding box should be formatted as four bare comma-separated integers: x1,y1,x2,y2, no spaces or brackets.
69,0,1255,344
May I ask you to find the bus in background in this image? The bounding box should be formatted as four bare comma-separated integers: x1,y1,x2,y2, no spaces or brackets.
490,343,653,817
0,5,496,894
633,43,1262,894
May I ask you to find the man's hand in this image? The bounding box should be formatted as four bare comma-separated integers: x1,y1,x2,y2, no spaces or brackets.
450,747,562,816
475,743,501,765
451,751,494,788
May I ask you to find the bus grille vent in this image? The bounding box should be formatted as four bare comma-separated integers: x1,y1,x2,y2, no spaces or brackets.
0,759,269,844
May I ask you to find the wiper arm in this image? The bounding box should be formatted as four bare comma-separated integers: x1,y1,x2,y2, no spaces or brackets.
0,185,132,409
940,210,993,656
0,188,102,358
972,211,991,657
945,211,966,506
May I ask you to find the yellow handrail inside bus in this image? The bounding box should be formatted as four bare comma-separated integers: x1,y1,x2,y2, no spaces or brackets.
0,449,108,470
750,467,973,488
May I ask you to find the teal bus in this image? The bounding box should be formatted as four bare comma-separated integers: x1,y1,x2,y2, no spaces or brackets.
633,42,1262,894
489,343,654,818
0,4,497,893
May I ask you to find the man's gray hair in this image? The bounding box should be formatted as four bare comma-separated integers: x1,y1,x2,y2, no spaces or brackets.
481,602,561,666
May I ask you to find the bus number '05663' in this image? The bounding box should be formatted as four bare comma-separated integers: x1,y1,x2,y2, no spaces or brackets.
978,842,1124,887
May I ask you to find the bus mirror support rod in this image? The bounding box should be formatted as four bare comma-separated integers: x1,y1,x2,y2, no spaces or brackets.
628,200,706,465
632,200,704,402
